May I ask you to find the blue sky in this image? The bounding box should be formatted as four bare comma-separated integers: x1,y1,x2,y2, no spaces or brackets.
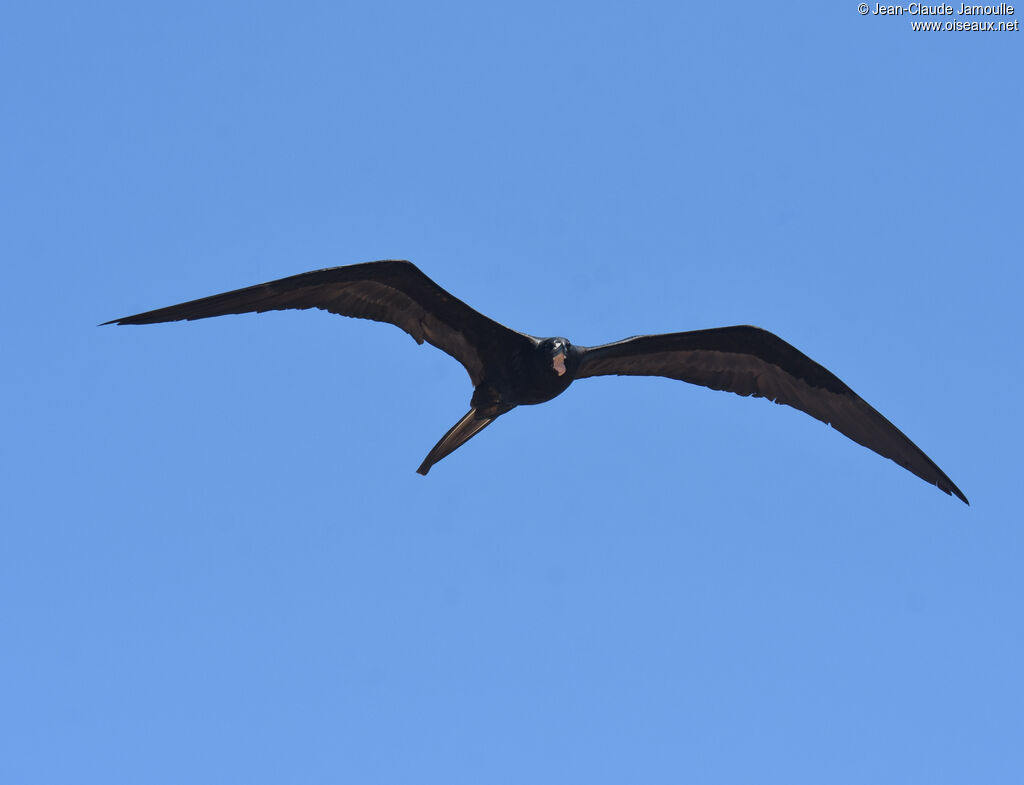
3,2,1021,783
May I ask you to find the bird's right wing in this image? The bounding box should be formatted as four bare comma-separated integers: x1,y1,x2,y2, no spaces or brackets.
576,326,967,503
103,260,535,386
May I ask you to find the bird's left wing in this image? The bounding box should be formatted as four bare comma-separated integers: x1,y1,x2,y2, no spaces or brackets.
576,326,967,503
103,260,534,386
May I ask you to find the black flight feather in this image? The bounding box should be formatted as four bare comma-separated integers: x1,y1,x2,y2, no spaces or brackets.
576,327,968,504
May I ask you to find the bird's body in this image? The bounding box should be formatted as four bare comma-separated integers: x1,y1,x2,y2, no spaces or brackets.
104,260,967,503
473,337,577,410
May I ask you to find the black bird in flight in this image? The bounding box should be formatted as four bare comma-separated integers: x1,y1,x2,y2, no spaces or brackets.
104,260,967,503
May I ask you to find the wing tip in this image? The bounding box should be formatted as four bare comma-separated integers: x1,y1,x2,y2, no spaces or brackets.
947,483,970,506
99,316,155,326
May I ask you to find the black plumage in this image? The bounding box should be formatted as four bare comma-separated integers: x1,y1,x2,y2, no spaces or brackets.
104,260,967,503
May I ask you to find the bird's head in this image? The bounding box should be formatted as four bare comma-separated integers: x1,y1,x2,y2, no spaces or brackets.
545,337,572,376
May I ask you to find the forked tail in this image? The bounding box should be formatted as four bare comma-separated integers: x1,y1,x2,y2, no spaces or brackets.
417,407,502,475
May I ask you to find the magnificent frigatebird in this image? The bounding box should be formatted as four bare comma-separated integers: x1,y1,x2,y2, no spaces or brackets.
103,260,967,503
